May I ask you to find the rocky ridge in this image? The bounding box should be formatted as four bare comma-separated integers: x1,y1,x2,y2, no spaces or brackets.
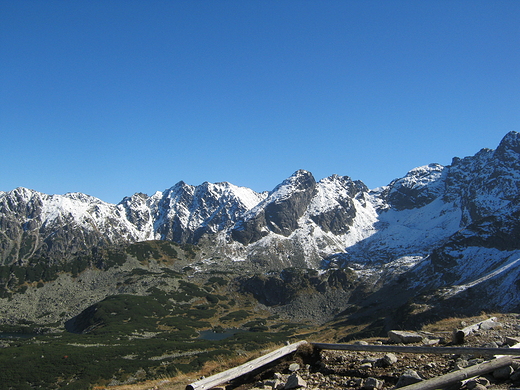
0,132,519,326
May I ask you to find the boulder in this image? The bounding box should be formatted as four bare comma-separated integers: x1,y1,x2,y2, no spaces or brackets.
493,365,513,380
388,330,424,344
480,320,502,330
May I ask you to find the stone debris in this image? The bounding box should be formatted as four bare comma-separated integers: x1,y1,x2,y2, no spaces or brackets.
263,379,281,389
423,338,441,346
361,357,378,365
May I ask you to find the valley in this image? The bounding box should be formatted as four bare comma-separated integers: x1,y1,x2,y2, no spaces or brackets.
0,132,519,388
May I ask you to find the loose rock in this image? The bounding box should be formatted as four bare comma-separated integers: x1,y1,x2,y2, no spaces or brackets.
288,363,300,372
284,373,306,389
395,369,423,388
376,353,398,367
363,377,383,390
262,379,282,389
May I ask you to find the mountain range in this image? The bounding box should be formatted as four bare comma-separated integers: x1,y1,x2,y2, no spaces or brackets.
1,131,519,327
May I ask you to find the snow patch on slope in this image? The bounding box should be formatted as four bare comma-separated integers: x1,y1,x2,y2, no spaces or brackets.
343,198,462,262
439,248,520,308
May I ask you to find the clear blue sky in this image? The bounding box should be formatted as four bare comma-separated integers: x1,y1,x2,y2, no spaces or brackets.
1,1,519,204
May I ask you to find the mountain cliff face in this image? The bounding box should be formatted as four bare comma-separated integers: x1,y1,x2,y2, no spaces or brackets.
231,170,318,243
1,131,519,316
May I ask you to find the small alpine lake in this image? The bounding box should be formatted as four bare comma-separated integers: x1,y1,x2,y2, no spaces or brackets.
198,328,245,341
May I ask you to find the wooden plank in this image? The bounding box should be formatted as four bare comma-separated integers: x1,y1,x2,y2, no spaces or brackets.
311,343,520,356
185,340,308,390
452,317,498,344
397,356,512,390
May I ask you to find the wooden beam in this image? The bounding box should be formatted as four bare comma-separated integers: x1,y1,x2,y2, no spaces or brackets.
496,342,520,358
452,317,498,344
311,343,520,356
185,340,309,390
397,356,512,390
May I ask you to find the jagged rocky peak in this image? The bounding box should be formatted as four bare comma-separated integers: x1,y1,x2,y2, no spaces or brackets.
0,187,43,217
231,170,318,244
119,192,149,204
263,170,317,235
62,191,101,202
495,131,520,161
448,131,519,177
307,174,368,235
160,180,194,205
270,169,316,198
194,180,266,209
118,192,153,231
443,131,520,223
0,188,150,265
386,163,446,211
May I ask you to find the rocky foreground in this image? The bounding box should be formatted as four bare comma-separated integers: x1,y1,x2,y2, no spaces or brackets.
214,314,520,390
